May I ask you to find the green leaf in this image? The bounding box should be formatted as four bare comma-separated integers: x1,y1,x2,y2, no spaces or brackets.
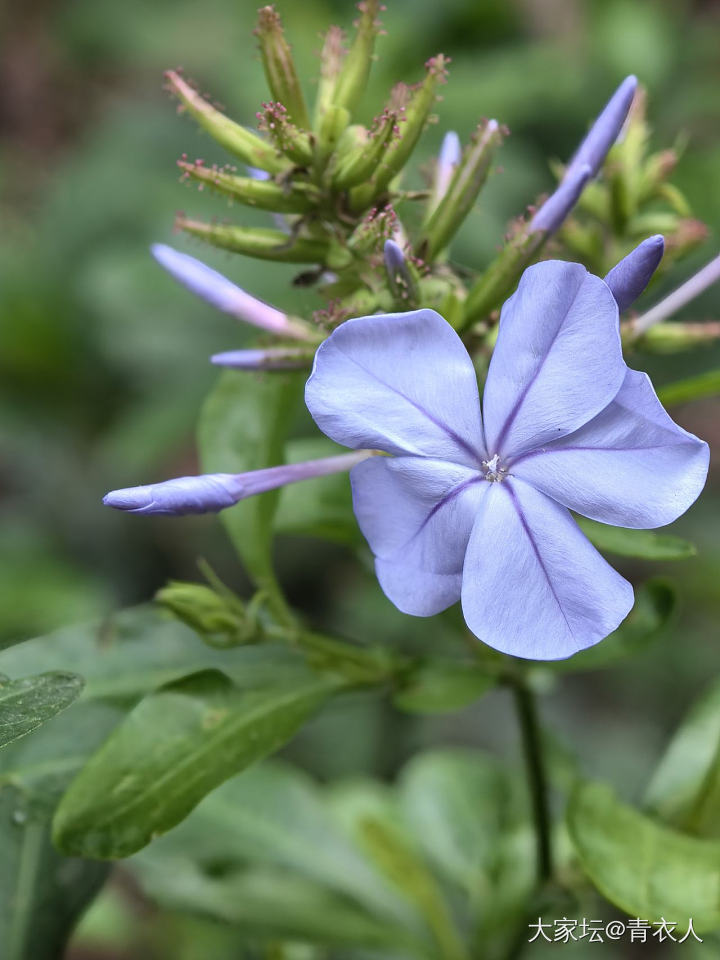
393,660,496,714
53,669,339,858
198,370,302,598
645,677,720,837
132,761,419,931
576,517,696,560
0,605,314,703
0,702,124,960
134,862,424,952
568,780,720,932
657,369,720,406
0,672,84,748
551,579,675,671
275,436,360,544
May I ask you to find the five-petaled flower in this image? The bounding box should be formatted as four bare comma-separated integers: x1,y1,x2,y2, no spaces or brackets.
305,259,708,659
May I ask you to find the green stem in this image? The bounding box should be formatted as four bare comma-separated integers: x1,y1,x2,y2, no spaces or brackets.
511,681,553,884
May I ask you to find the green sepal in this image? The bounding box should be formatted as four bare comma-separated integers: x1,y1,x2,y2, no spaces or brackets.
255,6,310,130
178,160,318,212
165,70,289,174
176,217,330,264
419,120,504,260
333,0,382,116
331,114,399,191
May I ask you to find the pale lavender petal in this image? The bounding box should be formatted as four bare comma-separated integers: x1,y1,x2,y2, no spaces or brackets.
604,235,664,312
432,130,461,205
104,452,370,516
566,75,637,180
151,244,309,339
482,261,624,459
461,478,633,660
530,164,592,234
511,368,709,528
306,310,485,466
211,347,312,370
375,561,463,617
351,456,486,616
383,239,407,278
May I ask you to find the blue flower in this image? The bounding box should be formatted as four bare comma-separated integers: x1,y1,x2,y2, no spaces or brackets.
305,256,708,660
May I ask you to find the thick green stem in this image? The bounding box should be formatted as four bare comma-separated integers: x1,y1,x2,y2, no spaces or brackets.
511,681,553,884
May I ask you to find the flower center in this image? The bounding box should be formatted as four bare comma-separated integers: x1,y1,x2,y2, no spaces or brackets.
482,453,507,482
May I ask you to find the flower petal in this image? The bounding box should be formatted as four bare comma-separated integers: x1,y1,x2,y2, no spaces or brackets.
482,261,625,458
604,235,664,312
351,456,487,615
306,310,485,466
461,478,633,660
511,368,709,528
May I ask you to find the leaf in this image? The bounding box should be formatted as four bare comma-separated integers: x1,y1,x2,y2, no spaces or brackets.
568,780,720,933
275,436,360,544
0,605,314,703
0,672,84,748
576,517,696,560
134,862,424,952
551,579,675,671
657,369,720,406
53,669,339,858
0,702,124,960
393,660,496,714
198,369,302,590
645,677,720,837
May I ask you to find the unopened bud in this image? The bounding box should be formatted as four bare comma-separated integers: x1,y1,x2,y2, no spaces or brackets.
211,346,315,369
257,101,314,166
177,158,317,213
333,0,383,116
428,131,461,212
314,25,347,125
156,581,255,647
255,6,310,129
331,111,398,190
420,119,503,260
348,205,398,255
175,216,330,264
383,239,419,307
165,70,289,175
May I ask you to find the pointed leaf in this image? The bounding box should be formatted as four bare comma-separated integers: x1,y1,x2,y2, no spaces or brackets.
577,517,696,560
645,677,720,837
568,780,720,932
53,669,339,858
0,672,84,748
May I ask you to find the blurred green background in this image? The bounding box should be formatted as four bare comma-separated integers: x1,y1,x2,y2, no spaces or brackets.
1,0,719,955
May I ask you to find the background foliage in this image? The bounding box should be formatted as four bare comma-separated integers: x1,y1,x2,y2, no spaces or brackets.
1,0,720,956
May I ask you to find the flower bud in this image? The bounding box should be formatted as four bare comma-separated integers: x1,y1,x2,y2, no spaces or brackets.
177,158,317,213
175,216,330,264
566,76,637,180
604,235,664,312
419,119,504,260
383,239,419,307
330,111,399,190
333,0,383,116
156,581,255,647
165,70,289,174
255,6,310,129
151,244,315,340
314,25,347,126
428,130,461,212
256,101,314,166
350,54,450,211
211,347,315,369
530,164,592,234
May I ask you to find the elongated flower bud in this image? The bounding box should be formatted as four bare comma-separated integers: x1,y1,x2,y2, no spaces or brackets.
428,130,461,212
211,347,315,369
383,239,419,307
331,112,399,190
314,26,347,126
175,216,330,264
256,101,314,165
165,70,289,174
151,244,314,341
104,452,373,516
177,159,317,213
566,75,637,180
351,55,450,210
333,0,382,115
255,6,310,129
530,163,592,233
604,235,664,311
420,120,503,259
